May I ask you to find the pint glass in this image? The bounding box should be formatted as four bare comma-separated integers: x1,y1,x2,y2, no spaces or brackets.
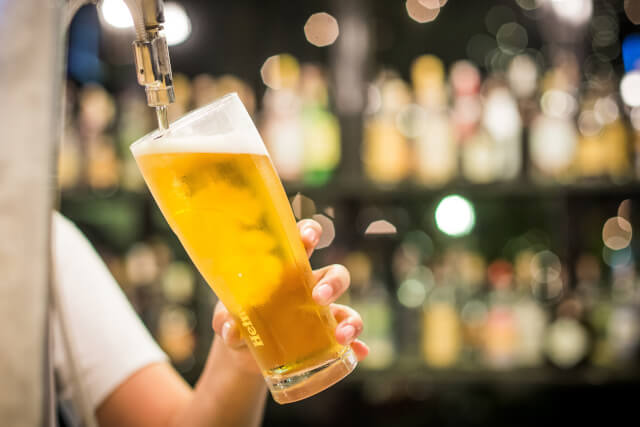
131,93,357,403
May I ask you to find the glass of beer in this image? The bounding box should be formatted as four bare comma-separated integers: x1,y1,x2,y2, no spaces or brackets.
131,93,357,403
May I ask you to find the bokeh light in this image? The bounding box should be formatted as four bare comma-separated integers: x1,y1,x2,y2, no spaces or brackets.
625,0,640,25
545,317,589,368
531,250,562,284
260,54,301,90
304,12,340,47
100,0,191,45
397,278,427,308
435,195,475,237
466,34,497,67
618,199,631,220
406,0,440,23
496,22,528,55
540,90,577,119
290,193,317,220
365,220,398,236
603,245,633,268
577,110,601,137
164,2,192,46
516,0,541,10
620,71,640,107
602,217,632,251
507,55,538,98
593,96,619,125
550,0,593,25
100,0,133,28
420,0,448,9
483,87,522,141
312,213,336,249
485,5,516,35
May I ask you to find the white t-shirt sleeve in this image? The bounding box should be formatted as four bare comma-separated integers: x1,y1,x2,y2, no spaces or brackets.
52,212,168,411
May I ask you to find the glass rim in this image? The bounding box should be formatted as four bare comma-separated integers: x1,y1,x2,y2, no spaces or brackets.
130,92,240,150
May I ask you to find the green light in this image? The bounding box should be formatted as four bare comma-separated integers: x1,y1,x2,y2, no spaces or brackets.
435,195,475,237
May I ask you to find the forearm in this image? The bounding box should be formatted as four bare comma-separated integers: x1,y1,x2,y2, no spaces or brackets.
171,337,268,427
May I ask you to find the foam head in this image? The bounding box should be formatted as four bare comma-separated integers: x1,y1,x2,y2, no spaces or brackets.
131,92,267,157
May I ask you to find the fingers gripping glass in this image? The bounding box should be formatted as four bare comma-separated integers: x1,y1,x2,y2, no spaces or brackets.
131,93,357,404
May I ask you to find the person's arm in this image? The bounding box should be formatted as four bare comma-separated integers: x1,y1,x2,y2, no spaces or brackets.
95,220,368,427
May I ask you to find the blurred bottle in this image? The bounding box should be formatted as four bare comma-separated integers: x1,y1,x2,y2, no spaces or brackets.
344,251,395,369
78,84,120,191
422,282,462,369
506,54,540,128
607,266,640,365
299,64,341,186
215,74,256,117
456,250,488,367
260,55,304,182
574,87,631,182
157,305,197,364
191,74,218,108
118,90,154,192
363,72,411,186
545,293,590,369
512,250,547,367
87,135,120,190
410,55,456,187
482,82,522,181
161,261,196,305
483,260,517,369
529,65,579,182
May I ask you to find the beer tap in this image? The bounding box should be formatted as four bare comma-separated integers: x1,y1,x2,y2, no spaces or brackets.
123,0,176,130
67,0,176,130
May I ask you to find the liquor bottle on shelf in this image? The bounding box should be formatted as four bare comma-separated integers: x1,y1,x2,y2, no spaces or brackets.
363,71,412,187
545,294,591,369
260,56,304,182
118,89,154,192
528,64,579,182
483,259,517,369
421,259,462,368
507,54,540,128
513,287,547,367
299,64,341,187
576,253,612,367
606,265,640,365
482,83,522,181
411,55,456,187
453,64,500,184
344,251,395,370
512,250,547,367
191,73,218,109
456,250,488,368
78,84,121,191
574,86,631,182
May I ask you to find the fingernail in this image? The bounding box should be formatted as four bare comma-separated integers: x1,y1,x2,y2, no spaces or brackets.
303,227,318,245
222,321,232,342
313,283,333,305
340,324,356,343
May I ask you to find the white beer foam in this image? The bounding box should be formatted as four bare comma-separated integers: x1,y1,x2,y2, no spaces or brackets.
131,131,268,157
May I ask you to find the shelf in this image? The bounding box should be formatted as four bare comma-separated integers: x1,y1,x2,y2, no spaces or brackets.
284,179,640,203
347,364,640,387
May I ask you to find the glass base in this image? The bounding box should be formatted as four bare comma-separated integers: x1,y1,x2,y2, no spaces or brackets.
265,347,358,404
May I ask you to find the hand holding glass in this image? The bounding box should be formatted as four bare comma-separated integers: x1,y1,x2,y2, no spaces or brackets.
131,93,357,403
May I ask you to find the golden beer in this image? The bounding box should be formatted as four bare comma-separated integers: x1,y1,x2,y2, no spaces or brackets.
131,94,356,403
